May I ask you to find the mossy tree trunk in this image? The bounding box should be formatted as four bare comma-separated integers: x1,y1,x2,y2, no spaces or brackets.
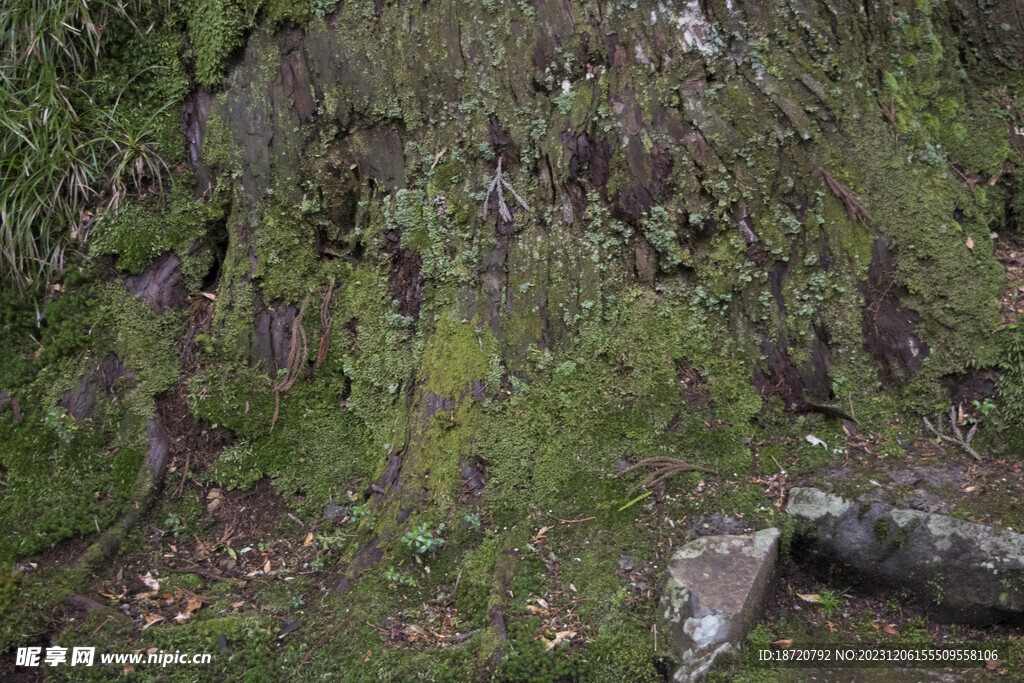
2,0,1022,671
165,0,1022,656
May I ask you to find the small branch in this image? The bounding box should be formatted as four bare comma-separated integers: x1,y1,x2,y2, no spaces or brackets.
924,406,981,461
616,457,717,496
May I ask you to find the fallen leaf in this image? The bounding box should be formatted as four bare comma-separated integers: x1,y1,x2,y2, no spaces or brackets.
142,614,165,630
537,598,549,609
174,612,191,623
526,605,544,615
966,235,975,250
985,659,999,671
100,589,126,600
141,572,160,591
569,583,577,593
797,593,821,603
231,601,245,609
773,639,794,649
964,485,977,493
185,596,202,615
805,434,827,449
545,630,576,651
883,624,899,635
263,559,272,573
303,532,314,547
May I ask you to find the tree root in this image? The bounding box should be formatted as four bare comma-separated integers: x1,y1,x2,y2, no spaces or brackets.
616,457,717,496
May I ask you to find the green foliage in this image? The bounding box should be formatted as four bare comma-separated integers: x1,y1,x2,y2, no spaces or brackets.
401,522,445,556
0,1,177,289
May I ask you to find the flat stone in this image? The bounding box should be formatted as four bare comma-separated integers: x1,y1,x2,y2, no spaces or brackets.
660,528,780,682
788,487,1024,624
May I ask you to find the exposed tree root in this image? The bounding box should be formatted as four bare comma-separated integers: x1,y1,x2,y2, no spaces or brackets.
271,296,310,433
616,457,717,496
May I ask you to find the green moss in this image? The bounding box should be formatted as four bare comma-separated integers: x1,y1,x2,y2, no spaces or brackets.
181,0,253,88
89,176,225,276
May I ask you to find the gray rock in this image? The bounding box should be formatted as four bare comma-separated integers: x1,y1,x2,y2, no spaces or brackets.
787,487,1024,624
660,528,780,682
324,503,348,520
619,555,634,570
690,513,749,537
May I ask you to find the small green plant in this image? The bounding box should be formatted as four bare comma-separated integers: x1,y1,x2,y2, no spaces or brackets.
463,513,481,530
384,566,417,587
317,533,347,552
401,522,445,561
212,542,237,560
349,503,374,529
163,514,187,538
818,590,843,615
972,398,996,417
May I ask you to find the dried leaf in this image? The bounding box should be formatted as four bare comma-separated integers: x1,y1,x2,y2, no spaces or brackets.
545,630,576,651
303,532,314,547
537,598,549,609
883,624,899,635
100,589,126,599
141,572,160,591
773,639,794,649
526,605,544,615
797,593,821,603
263,559,272,573
569,583,577,593
966,235,975,250
173,612,191,623
142,614,165,630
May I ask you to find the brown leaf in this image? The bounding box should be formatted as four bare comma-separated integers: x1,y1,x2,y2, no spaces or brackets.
797,593,821,603
773,639,794,649
966,235,975,250
264,559,272,573
985,659,999,671
142,614,165,630
303,532,314,547
883,624,899,635
545,630,576,651
526,605,544,615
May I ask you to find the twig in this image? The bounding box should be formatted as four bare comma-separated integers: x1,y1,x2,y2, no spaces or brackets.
923,405,981,461
271,296,311,433
616,457,717,496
